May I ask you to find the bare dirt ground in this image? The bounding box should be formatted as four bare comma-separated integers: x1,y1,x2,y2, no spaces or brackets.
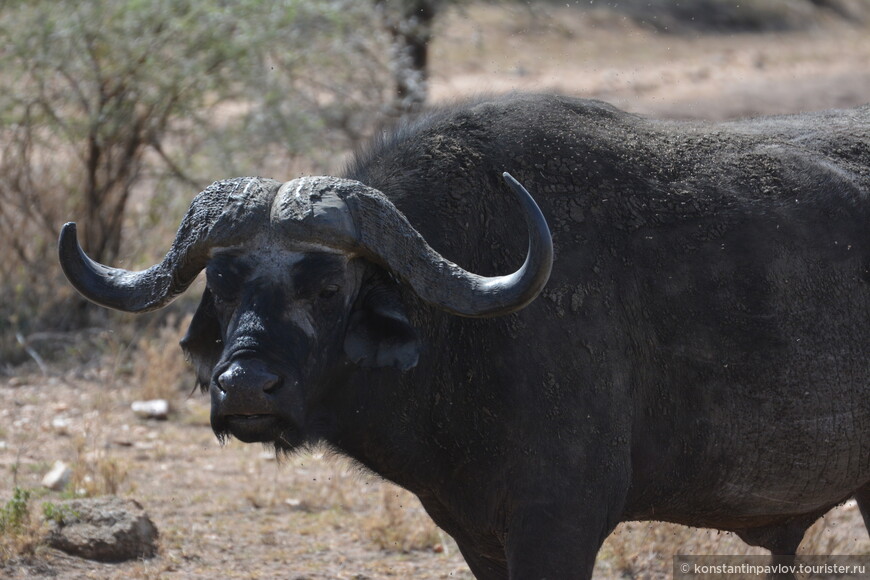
430,3,870,119
3,4,870,579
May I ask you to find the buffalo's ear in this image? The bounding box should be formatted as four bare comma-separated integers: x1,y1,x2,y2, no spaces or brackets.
344,280,420,371
180,288,224,391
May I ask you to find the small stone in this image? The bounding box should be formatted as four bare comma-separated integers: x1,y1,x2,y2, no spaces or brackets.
45,496,158,562
131,399,169,421
284,498,315,513
42,461,73,491
51,416,72,435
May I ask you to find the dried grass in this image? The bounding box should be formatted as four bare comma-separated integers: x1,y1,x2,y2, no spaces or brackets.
364,486,443,553
132,315,193,408
66,431,131,498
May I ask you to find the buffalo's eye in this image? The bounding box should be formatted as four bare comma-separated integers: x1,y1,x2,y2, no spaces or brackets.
207,272,241,308
211,290,238,309
205,252,249,308
319,284,340,299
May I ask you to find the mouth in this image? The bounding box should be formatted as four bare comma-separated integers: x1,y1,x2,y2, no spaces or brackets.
224,414,282,443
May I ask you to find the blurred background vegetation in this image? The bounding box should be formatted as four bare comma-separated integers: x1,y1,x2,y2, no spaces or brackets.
1,0,869,367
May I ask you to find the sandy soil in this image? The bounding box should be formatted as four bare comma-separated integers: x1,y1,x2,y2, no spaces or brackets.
2,4,870,579
430,4,870,119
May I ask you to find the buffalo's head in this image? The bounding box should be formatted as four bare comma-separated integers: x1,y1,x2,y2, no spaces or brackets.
58,174,551,450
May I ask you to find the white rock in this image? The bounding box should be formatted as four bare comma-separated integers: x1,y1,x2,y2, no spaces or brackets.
42,460,73,491
131,399,169,420
51,416,72,435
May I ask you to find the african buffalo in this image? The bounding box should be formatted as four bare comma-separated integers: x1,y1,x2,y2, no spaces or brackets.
59,94,870,579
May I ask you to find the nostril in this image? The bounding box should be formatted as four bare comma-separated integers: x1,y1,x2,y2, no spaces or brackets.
215,364,247,394
262,375,281,393
216,372,229,393
215,361,281,394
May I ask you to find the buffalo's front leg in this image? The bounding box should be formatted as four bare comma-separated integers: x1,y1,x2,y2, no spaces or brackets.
456,542,509,580
504,505,615,579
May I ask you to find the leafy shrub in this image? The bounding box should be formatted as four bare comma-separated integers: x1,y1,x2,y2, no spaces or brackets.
0,0,393,360
41,502,79,526
0,488,31,534
0,487,43,563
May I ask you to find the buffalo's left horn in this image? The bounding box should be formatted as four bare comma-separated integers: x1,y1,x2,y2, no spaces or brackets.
272,173,553,318
280,173,553,318
336,173,553,318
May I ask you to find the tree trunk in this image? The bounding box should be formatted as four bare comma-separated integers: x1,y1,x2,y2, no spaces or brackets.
377,0,444,113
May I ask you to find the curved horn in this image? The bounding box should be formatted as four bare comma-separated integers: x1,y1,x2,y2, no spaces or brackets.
273,173,552,317
349,172,552,317
58,177,280,312
58,222,208,313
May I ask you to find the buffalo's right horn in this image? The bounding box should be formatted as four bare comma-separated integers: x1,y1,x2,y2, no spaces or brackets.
58,177,280,312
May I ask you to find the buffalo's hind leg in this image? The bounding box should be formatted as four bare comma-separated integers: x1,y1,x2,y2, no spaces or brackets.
855,484,870,537
735,521,808,556
735,514,823,580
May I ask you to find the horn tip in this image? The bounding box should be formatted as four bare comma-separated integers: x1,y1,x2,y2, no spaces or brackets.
501,172,523,191
58,222,79,254
59,222,78,242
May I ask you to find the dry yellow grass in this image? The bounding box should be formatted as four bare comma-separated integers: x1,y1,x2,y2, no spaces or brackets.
132,315,195,408
364,487,444,553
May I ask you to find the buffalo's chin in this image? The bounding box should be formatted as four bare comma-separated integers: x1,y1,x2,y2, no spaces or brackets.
223,414,283,443
213,414,305,450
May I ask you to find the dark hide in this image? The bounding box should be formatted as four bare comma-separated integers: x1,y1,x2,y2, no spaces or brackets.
180,288,222,389
184,94,869,578
344,272,420,371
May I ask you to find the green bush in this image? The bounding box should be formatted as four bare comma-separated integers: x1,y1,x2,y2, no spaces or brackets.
41,502,79,526
0,488,31,534
0,1,393,359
